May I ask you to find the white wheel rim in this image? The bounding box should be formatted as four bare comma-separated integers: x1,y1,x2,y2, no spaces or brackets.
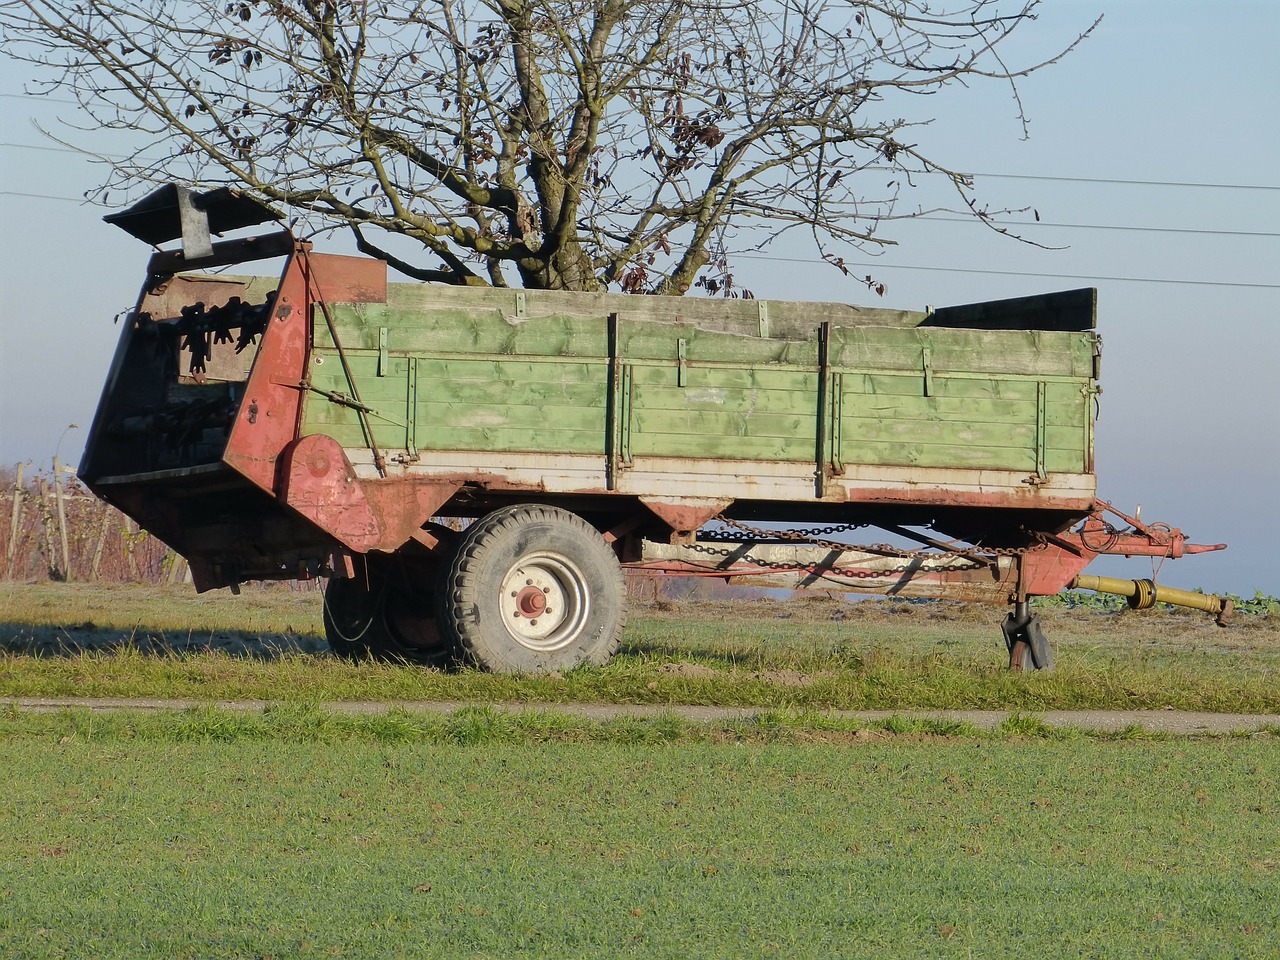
498,552,591,652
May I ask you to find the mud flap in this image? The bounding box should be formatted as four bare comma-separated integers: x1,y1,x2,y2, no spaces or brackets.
1002,603,1055,672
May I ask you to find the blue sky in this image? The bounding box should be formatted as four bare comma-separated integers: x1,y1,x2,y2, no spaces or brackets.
1,1,1276,594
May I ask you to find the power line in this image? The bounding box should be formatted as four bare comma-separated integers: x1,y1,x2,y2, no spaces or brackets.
735,254,1280,290
3,185,1276,241
0,191,98,203
0,91,79,104
915,215,1277,240
1,131,1278,193
0,188,1266,289
968,170,1280,192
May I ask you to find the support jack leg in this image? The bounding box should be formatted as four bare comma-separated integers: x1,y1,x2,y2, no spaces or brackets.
1002,600,1054,672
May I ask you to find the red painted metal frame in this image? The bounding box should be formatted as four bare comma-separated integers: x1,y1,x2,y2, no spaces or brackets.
626,502,1226,606
219,247,461,558
222,243,311,494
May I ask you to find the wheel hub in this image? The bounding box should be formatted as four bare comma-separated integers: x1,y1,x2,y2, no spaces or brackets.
515,585,548,617
498,553,590,652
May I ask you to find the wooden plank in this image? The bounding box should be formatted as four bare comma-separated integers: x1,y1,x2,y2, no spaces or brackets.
631,409,814,442
628,432,812,462
413,357,603,383
308,353,605,405
315,304,612,357
838,418,1087,454
313,417,606,456
629,365,820,392
617,323,817,365
307,398,607,429
833,437,1082,472
842,394,1087,428
831,327,1096,378
319,304,829,366
829,440,1018,473
847,373,1086,402
632,384,826,418
381,282,927,338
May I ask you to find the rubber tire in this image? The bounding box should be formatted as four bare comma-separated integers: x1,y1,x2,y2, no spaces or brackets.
323,571,454,667
440,504,626,673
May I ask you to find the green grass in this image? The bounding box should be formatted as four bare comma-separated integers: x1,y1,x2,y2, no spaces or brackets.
1,710,1278,959
2,582,1279,712
3,582,1279,958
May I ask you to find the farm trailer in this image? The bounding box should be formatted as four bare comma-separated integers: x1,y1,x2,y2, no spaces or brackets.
80,186,1228,672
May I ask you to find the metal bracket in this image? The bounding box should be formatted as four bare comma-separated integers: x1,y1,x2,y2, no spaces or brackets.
302,381,404,427
1035,380,1048,480
1002,600,1054,672
606,313,633,488
405,357,419,459
829,372,843,474
815,321,831,498
758,301,771,338
176,187,214,261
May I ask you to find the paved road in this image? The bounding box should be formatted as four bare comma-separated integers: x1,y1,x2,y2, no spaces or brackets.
3,697,1277,735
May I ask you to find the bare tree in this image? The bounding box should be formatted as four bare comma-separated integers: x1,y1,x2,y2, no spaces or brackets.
1,0,1096,292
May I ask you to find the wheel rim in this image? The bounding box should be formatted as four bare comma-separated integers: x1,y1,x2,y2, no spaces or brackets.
498,552,591,652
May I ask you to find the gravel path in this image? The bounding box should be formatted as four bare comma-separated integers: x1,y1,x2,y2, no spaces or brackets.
3,696,1276,734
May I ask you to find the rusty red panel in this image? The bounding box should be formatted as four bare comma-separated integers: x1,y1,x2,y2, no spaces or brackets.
1019,543,1096,596
280,434,461,552
223,247,311,494
363,479,463,549
638,498,733,536
305,252,388,304
840,484,1095,514
280,434,384,549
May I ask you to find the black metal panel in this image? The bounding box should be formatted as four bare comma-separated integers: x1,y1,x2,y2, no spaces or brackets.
923,288,1097,331
104,184,282,245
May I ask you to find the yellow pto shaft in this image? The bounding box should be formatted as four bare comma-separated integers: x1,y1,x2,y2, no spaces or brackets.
1070,575,1234,626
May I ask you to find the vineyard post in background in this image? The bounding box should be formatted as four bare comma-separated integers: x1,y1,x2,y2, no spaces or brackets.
6,463,23,578
51,458,70,580
50,424,77,580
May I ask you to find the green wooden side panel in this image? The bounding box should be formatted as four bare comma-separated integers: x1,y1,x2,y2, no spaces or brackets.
832,327,1095,378
627,364,818,461
838,373,1090,472
302,299,1098,478
316,305,818,366
315,303,611,358
302,351,607,455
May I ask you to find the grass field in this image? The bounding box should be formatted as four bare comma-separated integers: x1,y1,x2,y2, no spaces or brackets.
2,582,1279,713
2,711,1278,959
2,581,1279,958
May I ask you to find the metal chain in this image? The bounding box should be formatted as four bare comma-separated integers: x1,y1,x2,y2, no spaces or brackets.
677,538,984,580
709,515,1029,562
660,515,1032,585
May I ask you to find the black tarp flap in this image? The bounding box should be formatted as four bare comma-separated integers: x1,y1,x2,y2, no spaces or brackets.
922,288,1097,331
104,184,282,246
